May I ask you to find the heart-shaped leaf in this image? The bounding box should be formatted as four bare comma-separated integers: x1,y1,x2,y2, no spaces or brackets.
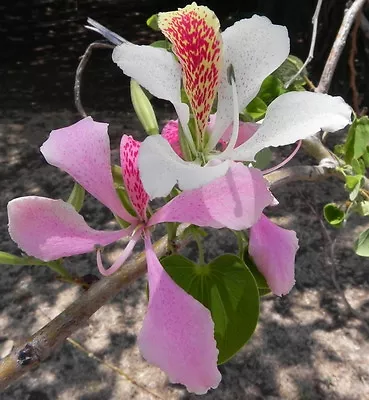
162,254,260,364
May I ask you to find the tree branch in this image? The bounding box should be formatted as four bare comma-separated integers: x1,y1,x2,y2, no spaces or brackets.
316,0,367,93
0,225,187,391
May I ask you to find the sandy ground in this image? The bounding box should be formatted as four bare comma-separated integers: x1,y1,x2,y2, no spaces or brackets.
1,108,369,400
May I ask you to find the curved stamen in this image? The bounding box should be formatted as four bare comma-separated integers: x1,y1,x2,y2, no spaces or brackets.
86,18,126,46
262,140,302,175
97,228,142,276
220,68,240,158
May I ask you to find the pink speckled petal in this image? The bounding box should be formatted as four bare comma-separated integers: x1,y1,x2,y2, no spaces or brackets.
149,162,274,230
121,135,149,221
138,233,221,394
41,117,135,223
161,120,183,157
249,214,299,296
7,197,129,262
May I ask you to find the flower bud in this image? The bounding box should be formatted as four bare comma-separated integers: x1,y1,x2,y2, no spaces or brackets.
130,79,159,135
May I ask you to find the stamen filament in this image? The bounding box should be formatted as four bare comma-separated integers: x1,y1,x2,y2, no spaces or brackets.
220,73,240,158
97,228,142,276
262,140,302,175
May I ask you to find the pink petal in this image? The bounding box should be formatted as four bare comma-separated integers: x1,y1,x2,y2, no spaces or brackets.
138,233,221,394
149,163,274,230
7,197,130,262
41,117,135,223
221,121,259,149
161,120,183,157
120,135,149,221
249,214,299,296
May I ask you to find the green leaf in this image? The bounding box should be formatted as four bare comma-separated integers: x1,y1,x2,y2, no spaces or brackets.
353,200,369,216
354,228,369,257
146,14,160,31
245,97,267,121
243,250,271,295
323,203,345,227
162,254,260,364
150,40,170,50
345,174,364,201
258,75,285,105
351,158,366,175
344,117,369,164
0,252,46,266
272,55,307,87
67,182,85,212
252,147,273,170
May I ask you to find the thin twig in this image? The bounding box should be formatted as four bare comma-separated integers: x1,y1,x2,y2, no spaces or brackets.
285,0,323,88
348,14,361,113
66,338,164,400
74,41,114,118
316,0,367,93
306,199,369,334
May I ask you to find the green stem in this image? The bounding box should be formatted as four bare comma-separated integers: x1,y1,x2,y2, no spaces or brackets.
47,261,74,280
194,235,205,265
233,230,248,259
165,222,178,254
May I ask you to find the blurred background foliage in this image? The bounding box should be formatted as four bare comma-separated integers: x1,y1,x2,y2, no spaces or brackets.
1,0,368,112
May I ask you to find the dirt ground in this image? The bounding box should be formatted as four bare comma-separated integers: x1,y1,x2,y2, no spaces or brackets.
0,106,369,400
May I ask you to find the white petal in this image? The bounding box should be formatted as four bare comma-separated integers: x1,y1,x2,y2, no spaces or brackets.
112,43,189,130
208,15,289,150
230,91,353,161
138,135,230,198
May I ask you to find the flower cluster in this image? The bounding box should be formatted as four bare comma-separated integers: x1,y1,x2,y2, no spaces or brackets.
6,3,351,395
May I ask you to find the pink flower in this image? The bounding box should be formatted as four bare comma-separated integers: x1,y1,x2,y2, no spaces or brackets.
161,117,299,295
7,117,276,393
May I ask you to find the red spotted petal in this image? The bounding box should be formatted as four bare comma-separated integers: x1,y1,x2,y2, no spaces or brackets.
158,4,222,138
121,135,149,221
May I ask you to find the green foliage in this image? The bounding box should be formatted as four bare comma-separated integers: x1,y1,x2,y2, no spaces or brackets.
243,251,271,296
323,203,345,227
0,252,46,266
253,147,273,170
344,116,369,164
345,174,365,201
162,254,260,364
354,228,369,257
245,97,267,121
272,55,307,90
146,14,160,31
67,182,85,212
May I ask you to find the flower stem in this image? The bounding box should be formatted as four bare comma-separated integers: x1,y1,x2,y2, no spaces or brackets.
47,261,74,280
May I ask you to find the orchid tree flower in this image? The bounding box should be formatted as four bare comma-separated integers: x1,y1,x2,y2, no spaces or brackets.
7,117,278,394
102,3,352,199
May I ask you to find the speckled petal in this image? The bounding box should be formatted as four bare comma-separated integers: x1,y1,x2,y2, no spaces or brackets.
121,135,149,221
8,197,129,262
112,43,189,134
249,214,299,296
161,120,183,157
41,117,135,223
158,4,222,137
139,134,230,199
208,15,289,150
138,232,221,394
149,162,274,230
231,91,353,161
